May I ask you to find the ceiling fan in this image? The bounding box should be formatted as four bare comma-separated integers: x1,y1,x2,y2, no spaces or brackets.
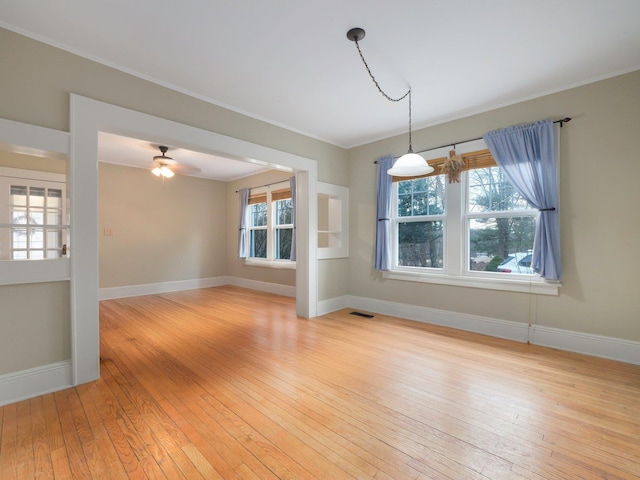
151,145,201,180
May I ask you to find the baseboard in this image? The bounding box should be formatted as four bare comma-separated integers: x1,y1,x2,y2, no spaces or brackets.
99,276,295,301
530,325,640,365
0,360,73,407
317,295,350,316
225,277,296,297
345,295,530,343
99,276,233,300
320,295,640,366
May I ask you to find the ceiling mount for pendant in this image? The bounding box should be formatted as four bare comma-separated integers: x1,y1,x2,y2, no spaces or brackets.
346,27,366,42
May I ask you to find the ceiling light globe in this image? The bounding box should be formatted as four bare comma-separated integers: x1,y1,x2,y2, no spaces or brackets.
387,152,434,177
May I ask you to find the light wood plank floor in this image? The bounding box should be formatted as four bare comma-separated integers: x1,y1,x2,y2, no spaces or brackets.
1,286,640,479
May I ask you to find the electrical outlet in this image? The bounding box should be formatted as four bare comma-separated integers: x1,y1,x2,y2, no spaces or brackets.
103,226,113,236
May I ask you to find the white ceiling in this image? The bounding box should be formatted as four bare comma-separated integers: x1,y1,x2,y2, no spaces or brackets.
2,0,640,175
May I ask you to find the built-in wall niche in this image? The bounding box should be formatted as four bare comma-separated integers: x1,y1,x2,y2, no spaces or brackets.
317,182,348,259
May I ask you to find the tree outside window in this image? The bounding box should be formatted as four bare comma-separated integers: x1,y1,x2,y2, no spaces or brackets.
467,166,535,272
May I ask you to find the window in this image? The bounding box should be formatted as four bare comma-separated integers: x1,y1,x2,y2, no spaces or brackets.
246,182,295,266
467,165,536,274
0,168,68,261
395,175,445,268
387,140,556,294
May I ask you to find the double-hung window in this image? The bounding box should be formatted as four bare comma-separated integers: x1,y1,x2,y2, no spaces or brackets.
387,139,556,294
247,181,295,267
395,174,445,269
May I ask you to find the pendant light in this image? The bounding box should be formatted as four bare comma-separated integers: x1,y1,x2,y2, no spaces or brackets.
347,27,434,177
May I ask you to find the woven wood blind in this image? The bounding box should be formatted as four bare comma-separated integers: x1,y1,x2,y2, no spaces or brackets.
248,188,291,204
271,188,292,201
392,149,497,182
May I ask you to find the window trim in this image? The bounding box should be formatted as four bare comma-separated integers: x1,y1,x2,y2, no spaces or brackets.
386,139,559,295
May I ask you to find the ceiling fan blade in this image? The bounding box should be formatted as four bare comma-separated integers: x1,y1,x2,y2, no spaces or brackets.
171,163,201,175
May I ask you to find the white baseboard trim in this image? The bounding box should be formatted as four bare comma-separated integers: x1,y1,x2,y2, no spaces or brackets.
99,276,232,300
99,276,295,301
225,277,296,297
317,295,350,316
0,360,73,407
530,325,640,365
319,295,640,366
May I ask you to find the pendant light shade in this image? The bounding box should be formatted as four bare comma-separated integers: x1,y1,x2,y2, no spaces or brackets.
387,151,434,176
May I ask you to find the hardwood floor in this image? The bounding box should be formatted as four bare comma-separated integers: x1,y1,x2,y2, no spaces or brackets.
1,285,639,479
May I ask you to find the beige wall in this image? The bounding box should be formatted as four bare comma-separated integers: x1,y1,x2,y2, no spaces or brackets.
348,70,640,341
99,162,227,288
0,151,67,173
0,281,70,375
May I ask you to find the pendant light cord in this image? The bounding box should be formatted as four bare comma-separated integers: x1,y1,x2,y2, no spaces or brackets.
352,37,413,152
352,38,410,103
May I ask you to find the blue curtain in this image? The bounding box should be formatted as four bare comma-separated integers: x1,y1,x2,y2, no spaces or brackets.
289,176,296,261
238,188,249,258
375,156,395,270
484,120,561,280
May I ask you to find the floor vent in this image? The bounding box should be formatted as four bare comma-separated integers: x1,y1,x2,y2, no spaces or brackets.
349,311,374,318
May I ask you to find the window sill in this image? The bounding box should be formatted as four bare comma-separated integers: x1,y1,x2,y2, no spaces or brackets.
383,269,559,295
244,259,296,270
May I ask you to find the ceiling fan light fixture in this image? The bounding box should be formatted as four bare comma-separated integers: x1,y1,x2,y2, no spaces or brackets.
151,145,175,179
160,165,174,178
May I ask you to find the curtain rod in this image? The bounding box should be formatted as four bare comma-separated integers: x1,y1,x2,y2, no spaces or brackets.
374,117,571,163
235,179,290,193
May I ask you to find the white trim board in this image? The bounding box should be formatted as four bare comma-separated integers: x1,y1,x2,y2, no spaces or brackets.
0,361,72,407
318,295,640,366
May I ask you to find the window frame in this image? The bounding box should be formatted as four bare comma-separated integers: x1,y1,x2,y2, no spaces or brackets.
245,181,296,269
391,174,446,272
384,139,559,295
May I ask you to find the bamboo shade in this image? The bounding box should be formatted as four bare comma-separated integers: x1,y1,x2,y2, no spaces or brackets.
271,188,292,201
248,193,267,205
392,149,497,182
248,188,291,204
